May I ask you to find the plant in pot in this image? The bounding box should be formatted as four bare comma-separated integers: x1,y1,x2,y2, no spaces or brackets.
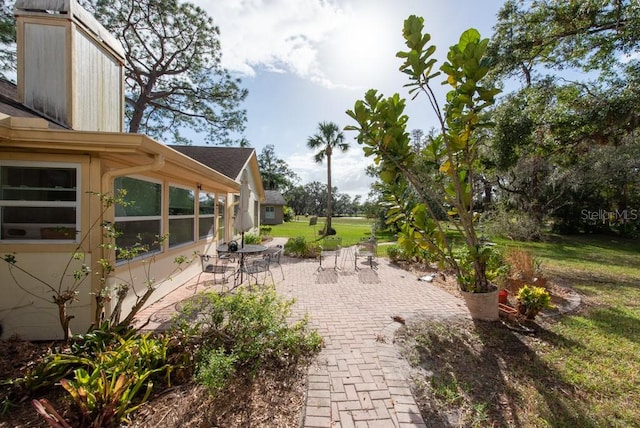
346,16,502,320
516,284,553,319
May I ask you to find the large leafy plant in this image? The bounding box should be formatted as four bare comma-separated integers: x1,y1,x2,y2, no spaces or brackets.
346,15,500,292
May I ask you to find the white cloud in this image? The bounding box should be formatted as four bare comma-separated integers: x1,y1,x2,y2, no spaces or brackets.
194,0,349,87
286,148,374,200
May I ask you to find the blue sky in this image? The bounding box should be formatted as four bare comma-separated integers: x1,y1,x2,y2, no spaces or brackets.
192,0,507,200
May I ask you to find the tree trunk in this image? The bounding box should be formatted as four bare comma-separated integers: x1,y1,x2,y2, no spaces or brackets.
326,148,333,234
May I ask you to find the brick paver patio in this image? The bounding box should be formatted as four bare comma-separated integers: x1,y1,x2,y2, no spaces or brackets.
136,238,471,427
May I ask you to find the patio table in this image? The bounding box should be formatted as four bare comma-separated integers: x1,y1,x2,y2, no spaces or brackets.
217,243,267,285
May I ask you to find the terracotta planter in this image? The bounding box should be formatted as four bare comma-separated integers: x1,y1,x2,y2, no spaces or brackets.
498,289,509,305
461,287,499,321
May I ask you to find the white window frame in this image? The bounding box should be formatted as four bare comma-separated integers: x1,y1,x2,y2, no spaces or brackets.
0,160,81,243
114,175,163,262
198,191,216,240
265,206,276,220
218,195,226,241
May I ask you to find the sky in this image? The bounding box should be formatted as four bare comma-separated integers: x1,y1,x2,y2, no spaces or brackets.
191,0,507,200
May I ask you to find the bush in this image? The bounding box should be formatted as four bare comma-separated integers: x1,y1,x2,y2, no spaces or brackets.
386,244,409,262
259,226,272,237
516,284,552,319
172,289,322,393
283,236,320,258
283,206,295,222
242,233,262,245
485,209,543,242
195,348,237,394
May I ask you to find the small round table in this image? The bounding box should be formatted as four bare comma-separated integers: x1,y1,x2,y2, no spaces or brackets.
217,243,267,284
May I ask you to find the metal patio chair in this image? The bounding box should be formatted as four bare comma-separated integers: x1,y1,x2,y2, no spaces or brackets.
195,253,235,293
240,252,274,288
355,237,377,270
263,244,284,280
318,236,342,271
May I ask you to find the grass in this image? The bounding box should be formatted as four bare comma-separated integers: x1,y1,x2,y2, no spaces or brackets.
396,233,640,427
267,217,394,247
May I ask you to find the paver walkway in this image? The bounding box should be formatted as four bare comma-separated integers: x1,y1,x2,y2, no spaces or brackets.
136,238,471,427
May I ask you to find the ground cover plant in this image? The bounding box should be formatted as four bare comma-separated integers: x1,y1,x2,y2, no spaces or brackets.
0,288,321,427
397,233,640,427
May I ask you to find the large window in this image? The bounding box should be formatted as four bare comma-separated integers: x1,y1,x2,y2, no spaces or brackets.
0,162,80,241
168,185,195,248
199,192,215,240
114,177,162,258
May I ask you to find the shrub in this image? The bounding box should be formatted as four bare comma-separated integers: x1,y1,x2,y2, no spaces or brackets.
259,226,272,237
283,236,320,258
516,284,553,319
485,209,543,242
173,289,322,393
283,206,295,222
242,233,262,245
195,348,237,394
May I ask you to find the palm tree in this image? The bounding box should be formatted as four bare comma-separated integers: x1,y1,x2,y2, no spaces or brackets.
307,121,349,236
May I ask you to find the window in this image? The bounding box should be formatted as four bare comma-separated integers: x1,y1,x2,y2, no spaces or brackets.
168,185,195,248
114,177,162,258
265,206,275,220
0,162,80,241
198,191,215,240
217,195,226,241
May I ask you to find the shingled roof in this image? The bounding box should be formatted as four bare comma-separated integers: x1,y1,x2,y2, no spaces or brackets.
264,190,286,205
169,145,255,181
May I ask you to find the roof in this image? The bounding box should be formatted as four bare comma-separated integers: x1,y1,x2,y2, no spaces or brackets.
169,145,255,180
0,79,67,129
264,190,286,206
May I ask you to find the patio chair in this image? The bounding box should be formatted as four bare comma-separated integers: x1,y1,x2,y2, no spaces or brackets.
263,244,284,280
195,254,236,293
240,252,274,288
318,236,342,271
355,237,377,270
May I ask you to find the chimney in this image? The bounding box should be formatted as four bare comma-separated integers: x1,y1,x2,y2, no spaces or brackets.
14,0,125,132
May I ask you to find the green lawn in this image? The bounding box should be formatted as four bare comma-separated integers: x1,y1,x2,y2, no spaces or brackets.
398,233,640,427
267,217,394,246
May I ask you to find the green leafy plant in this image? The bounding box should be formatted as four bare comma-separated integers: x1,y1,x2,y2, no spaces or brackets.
5,329,176,425
515,284,552,319
59,367,156,427
173,289,322,393
283,236,320,258
195,348,238,394
259,225,273,236
242,233,262,245
346,16,501,294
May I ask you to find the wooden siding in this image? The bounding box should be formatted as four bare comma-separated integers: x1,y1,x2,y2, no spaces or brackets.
22,23,68,124
17,3,125,132
74,29,123,132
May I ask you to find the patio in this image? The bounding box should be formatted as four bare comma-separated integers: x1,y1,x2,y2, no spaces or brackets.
135,237,470,427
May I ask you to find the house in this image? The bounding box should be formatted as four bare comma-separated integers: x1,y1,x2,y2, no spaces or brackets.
169,145,264,235
0,0,263,340
261,190,287,225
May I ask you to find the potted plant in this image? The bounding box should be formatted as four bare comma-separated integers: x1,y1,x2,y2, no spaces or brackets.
516,284,553,319
347,16,502,319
